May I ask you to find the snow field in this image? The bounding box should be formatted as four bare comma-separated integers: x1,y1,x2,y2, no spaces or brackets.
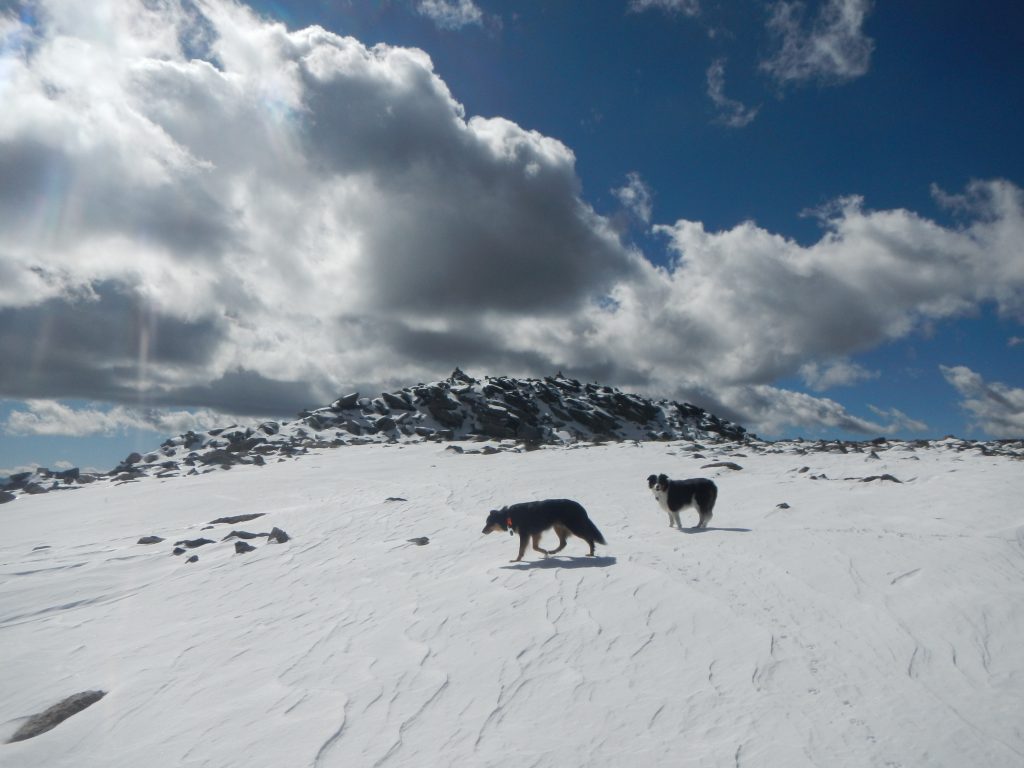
2,441,1022,767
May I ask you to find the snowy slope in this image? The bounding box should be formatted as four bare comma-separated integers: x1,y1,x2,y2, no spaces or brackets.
2,439,1023,767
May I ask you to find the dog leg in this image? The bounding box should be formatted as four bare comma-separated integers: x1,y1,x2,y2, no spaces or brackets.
532,533,550,557
671,510,682,529
547,525,569,555
511,533,529,562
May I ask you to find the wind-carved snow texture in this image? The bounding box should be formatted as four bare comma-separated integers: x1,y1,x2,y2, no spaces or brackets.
2,434,1023,766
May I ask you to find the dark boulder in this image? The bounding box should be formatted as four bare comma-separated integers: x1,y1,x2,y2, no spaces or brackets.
208,513,265,525
235,541,256,554
331,392,360,410
8,690,107,743
54,468,80,484
137,536,165,545
268,527,290,543
174,538,214,549
374,415,397,432
198,449,242,466
382,391,414,411
701,461,743,471
221,530,265,541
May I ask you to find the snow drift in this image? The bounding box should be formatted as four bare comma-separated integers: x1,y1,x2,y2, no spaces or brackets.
3,431,1023,766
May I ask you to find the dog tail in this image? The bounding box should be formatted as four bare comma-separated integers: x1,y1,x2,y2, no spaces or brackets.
705,482,719,514
580,517,606,546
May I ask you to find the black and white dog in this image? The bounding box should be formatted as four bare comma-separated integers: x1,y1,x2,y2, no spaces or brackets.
647,474,718,530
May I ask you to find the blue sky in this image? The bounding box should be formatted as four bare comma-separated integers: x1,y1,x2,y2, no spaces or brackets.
1,0,1023,477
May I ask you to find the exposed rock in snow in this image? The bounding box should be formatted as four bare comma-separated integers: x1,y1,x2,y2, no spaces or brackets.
3,372,1023,505
8,690,106,743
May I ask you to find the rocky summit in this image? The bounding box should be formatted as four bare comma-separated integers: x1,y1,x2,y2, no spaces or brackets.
3,369,1022,504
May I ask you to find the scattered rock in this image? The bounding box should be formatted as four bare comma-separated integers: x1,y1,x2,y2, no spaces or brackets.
186,555,199,563
385,496,408,502
8,690,106,743
701,461,743,471
174,538,214,549
268,527,290,544
860,474,902,483
407,537,430,546
137,536,165,545
208,513,266,525
172,547,186,556
221,530,266,541
776,503,791,509
235,541,256,554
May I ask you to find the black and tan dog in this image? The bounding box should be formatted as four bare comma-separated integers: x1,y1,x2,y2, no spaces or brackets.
647,474,718,529
482,499,606,562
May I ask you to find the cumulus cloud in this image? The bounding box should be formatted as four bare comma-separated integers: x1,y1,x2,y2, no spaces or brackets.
800,359,877,390
0,0,637,411
706,58,759,128
761,0,874,85
4,399,236,438
613,172,653,224
416,0,483,30
940,366,1024,437
714,385,925,436
629,0,701,15
2,0,1022,439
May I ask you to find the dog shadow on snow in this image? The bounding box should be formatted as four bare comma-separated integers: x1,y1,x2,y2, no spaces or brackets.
680,526,751,534
501,555,618,571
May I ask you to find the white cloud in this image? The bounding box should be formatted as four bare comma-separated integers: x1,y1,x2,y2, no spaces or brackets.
3,400,236,437
0,0,637,409
800,359,877,390
717,385,925,437
2,0,1022,439
613,172,653,224
761,0,874,85
940,366,1024,437
416,0,484,30
706,58,759,128
629,0,701,15
866,405,928,434
1009,336,1023,348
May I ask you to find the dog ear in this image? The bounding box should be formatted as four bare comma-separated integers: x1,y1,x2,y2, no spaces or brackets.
658,473,668,484
647,474,657,487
